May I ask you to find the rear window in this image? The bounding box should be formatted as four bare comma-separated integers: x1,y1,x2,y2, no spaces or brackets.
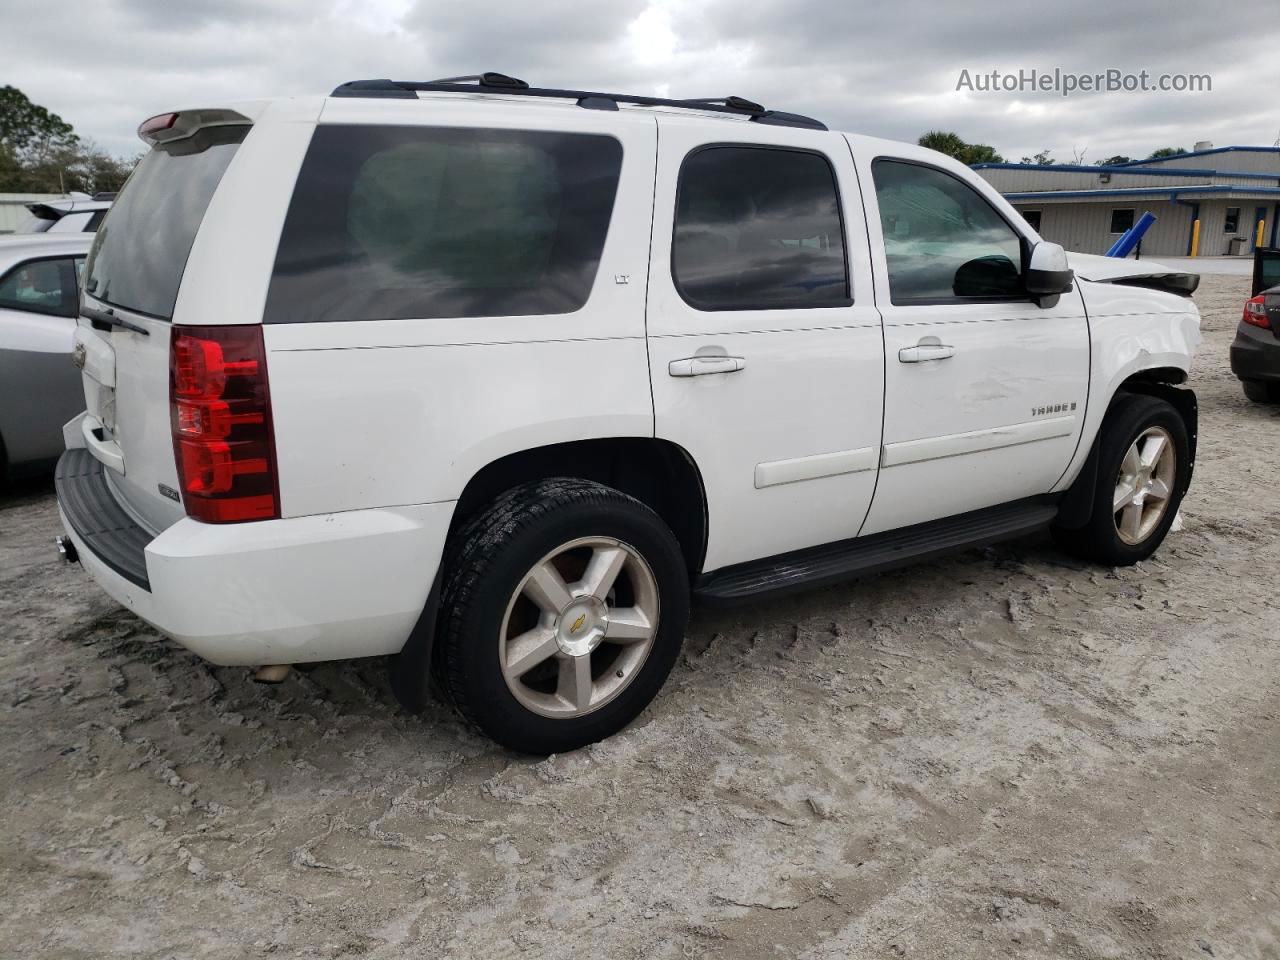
263,125,623,324
84,125,247,319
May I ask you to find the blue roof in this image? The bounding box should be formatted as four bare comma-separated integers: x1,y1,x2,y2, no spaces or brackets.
1004,185,1280,201
970,161,1280,181
1116,145,1280,166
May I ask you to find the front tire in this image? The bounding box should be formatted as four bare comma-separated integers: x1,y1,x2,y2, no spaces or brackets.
418,479,689,754
1053,394,1189,566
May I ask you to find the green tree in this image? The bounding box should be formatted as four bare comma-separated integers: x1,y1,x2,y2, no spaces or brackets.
917,131,1004,165
1096,154,1134,166
0,85,78,162
1146,146,1187,160
1019,150,1055,165
0,85,134,193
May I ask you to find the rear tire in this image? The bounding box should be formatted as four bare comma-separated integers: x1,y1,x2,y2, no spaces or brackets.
400,478,689,754
1052,394,1189,566
1242,379,1278,403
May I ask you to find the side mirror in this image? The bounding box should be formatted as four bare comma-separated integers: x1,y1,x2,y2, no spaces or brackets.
1025,241,1075,305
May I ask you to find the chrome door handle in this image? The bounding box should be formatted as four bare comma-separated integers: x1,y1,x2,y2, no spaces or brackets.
668,355,746,377
898,341,955,363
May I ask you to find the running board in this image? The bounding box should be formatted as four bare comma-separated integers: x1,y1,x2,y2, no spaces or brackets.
694,496,1060,605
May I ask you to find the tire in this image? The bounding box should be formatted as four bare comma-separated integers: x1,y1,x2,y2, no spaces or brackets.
400,478,689,754
1052,394,1190,566
1242,379,1278,403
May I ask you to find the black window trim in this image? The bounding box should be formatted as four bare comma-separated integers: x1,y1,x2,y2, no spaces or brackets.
1109,207,1136,235
0,254,84,319
870,155,1035,308
671,141,855,313
1224,206,1241,234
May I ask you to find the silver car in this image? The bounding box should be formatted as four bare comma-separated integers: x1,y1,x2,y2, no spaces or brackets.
0,233,91,479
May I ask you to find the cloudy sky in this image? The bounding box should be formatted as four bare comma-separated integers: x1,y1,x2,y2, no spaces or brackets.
7,0,1279,163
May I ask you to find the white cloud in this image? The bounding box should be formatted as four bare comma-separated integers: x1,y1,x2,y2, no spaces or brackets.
3,0,1277,161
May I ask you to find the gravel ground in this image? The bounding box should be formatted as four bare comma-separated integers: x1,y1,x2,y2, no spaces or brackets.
2,274,1277,959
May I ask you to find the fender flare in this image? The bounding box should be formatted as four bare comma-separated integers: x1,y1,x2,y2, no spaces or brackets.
1055,382,1197,530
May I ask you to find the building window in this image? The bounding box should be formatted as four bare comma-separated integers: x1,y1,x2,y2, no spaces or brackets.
1022,210,1042,232
1224,207,1241,233
1109,209,1135,234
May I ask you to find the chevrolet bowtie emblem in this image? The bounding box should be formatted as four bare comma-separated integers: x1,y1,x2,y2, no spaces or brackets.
569,614,587,634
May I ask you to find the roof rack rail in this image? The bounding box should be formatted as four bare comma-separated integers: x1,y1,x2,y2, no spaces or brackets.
329,75,827,131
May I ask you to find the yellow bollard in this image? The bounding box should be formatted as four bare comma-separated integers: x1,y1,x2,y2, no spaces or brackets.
1258,219,1267,249
1190,219,1201,257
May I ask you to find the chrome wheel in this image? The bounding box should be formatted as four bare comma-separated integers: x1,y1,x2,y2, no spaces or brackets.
1113,426,1176,545
499,536,660,719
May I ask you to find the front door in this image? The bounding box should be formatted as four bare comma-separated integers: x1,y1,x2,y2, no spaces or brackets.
646,117,884,572
854,153,1090,536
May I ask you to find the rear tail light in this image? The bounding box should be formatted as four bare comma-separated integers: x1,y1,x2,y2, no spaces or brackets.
170,325,280,523
137,112,179,142
1243,295,1270,328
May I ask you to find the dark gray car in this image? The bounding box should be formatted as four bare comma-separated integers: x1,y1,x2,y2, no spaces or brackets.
0,232,91,479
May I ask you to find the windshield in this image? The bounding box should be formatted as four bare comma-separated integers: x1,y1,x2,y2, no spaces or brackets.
85,124,247,319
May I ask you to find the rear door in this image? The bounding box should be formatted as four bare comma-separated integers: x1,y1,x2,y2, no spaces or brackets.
854,152,1090,536
76,119,257,531
646,116,884,572
0,254,84,464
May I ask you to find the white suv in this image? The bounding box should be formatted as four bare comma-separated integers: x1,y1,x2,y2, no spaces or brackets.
57,75,1202,753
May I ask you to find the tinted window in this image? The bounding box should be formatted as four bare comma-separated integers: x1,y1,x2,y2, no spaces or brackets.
1023,210,1042,232
85,125,247,319
872,159,1025,303
672,146,849,310
264,126,623,324
1110,208,1135,234
0,257,78,317
1224,207,1241,233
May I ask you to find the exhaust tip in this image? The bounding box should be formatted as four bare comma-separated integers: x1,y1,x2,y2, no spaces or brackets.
252,664,291,684
55,536,79,565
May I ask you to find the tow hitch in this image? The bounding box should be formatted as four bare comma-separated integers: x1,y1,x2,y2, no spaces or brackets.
55,536,79,565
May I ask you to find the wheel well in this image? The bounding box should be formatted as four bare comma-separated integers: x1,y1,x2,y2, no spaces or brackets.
450,438,709,578
1121,366,1187,386
1056,373,1198,530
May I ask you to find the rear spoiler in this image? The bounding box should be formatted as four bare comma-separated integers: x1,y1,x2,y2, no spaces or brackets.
23,202,62,221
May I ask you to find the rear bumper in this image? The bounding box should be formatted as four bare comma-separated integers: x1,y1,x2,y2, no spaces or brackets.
56,450,454,666
1230,322,1280,383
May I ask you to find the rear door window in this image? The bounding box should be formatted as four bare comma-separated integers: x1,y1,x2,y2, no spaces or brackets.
84,125,248,319
264,126,623,324
672,145,850,310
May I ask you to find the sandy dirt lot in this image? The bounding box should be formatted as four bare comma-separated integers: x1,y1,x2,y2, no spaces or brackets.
2,274,1277,959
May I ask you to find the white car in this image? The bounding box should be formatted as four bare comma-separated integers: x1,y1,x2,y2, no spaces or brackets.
56,76,1201,753
0,233,92,479
17,193,114,234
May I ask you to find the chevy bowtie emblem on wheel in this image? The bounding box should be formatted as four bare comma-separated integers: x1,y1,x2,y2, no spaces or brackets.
570,613,587,634
72,342,87,370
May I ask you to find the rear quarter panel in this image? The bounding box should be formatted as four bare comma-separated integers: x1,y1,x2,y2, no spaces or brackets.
263,98,659,517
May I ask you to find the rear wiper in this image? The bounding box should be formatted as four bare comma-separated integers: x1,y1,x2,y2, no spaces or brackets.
81,304,150,337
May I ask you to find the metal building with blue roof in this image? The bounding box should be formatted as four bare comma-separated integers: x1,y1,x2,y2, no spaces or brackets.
972,145,1280,257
